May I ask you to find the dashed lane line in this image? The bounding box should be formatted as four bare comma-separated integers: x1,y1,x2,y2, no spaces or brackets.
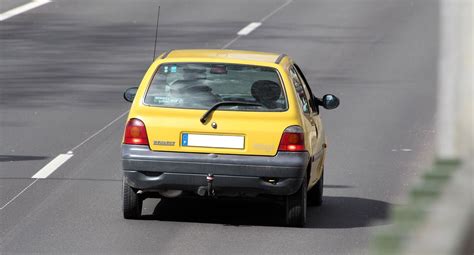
0,0,51,22
222,0,293,48
31,153,74,179
237,22,262,36
0,111,129,210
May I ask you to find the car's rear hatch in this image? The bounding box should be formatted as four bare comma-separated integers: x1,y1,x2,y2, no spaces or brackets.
134,107,296,156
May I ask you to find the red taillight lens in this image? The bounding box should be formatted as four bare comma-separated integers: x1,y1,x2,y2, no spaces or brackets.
278,127,305,152
124,118,149,145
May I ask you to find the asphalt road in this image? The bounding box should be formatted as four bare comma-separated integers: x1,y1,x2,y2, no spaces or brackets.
0,0,438,254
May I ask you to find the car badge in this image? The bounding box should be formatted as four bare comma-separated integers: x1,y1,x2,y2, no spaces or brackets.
153,141,175,146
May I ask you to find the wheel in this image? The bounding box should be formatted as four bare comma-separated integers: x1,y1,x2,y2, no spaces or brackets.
122,178,142,219
308,168,324,206
285,175,307,227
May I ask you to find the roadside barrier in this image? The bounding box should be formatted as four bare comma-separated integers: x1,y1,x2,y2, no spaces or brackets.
370,159,473,254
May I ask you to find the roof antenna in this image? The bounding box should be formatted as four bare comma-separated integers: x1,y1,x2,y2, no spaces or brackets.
152,5,161,61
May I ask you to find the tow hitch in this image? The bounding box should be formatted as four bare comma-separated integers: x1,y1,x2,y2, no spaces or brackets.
206,173,216,196
197,173,216,197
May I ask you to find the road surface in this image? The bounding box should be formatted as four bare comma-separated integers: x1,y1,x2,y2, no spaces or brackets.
0,0,438,254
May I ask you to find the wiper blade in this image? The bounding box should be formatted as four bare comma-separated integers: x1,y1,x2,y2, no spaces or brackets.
200,101,263,124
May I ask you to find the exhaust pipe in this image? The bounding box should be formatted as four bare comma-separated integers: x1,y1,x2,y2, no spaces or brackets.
158,190,183,198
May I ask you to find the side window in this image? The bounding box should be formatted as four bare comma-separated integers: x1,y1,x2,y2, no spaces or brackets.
294,64,317,113
289,66,310,114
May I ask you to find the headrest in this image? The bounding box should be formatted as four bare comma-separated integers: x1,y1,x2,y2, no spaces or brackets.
251,80,281,102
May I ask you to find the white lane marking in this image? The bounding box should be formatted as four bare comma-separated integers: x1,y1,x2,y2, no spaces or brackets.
221,35,242,49
392,148,413,152
0,111,128,210
0,0,51,22
237,22,262,36
0,179,38,210
31,153,73,179
69,110,129,151
260,0,293,22
223,0,293,48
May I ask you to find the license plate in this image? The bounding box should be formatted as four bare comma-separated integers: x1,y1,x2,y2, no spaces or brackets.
182,133,244,149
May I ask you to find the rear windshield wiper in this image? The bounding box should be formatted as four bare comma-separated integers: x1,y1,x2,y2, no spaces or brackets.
200,101,263,124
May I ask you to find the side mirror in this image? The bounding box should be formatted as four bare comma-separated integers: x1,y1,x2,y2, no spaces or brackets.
320,94,340,110
123,87,138,103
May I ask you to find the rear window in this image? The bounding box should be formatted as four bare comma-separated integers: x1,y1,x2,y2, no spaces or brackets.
144,63,287,111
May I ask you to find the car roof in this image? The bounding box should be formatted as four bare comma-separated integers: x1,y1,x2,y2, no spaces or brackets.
160,49,286,64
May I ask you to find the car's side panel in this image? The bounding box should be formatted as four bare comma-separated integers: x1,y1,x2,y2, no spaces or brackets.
285,59,327,188
308,114,326,187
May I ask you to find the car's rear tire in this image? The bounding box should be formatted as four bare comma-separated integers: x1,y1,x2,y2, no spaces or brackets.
308,168,324,206
285,175,307,227
123,178,142,219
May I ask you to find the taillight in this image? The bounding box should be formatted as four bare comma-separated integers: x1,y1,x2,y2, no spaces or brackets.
278,126,305,152
124,118,149,145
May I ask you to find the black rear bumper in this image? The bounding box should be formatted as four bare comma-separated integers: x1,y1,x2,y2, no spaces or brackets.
122,145,309,196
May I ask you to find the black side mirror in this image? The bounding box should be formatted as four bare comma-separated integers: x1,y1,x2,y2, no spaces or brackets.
320,94,340,110
123,87,138,103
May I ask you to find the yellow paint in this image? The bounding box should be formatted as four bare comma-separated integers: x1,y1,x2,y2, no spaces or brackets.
125,49,326,187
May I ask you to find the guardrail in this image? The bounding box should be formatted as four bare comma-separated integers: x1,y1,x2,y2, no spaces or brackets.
370,159,473,254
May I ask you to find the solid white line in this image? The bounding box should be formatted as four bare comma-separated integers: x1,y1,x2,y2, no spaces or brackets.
31,153,74,179
69,110,129,151
221,35,242,49
0,0,51,22
0,179,38,210
237,22,262,36
260,0,293,22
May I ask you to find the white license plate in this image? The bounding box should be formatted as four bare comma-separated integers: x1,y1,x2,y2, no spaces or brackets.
182,133,244,149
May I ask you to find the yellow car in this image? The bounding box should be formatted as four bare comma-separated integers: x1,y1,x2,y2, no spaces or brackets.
122,49,339,227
